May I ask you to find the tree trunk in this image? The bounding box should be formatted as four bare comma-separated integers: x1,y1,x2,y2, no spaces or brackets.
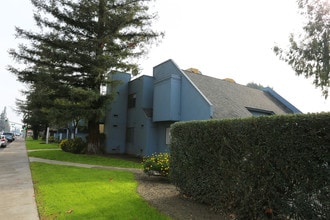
32,128,39,140
86,119,101,154
43,124,48,140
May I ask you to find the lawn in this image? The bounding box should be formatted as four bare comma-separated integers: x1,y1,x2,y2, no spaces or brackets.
27,138,170,219
31,162,170,220
26,138,142,169
25,137,60,150
28,150,142,169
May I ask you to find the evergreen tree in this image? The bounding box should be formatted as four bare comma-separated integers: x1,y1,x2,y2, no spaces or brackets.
246,82,265,90
17,83,52,140
8,0,163,153
274,0,330,98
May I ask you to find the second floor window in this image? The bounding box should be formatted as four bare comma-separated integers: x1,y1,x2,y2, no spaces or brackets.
128,93,136,108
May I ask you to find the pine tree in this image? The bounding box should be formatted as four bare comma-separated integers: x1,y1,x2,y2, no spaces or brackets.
16,82,52,140
8,0,163,153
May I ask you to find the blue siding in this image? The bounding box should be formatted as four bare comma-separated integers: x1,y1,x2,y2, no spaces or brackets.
153,76,181,121
105,60,214,156
153,60,182,122
105,72,131,153
155,122,172,153
104,59,299,157
180,73,213,120
153,59,212,122
126,76,155,156
142,76,154,107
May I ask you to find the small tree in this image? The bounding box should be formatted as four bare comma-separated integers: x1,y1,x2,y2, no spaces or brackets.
274,0,330,98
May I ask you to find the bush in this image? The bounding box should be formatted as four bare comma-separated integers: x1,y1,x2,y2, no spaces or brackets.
142,153,170,177
60,137,87,154
48,136,56,143
170,112,330,219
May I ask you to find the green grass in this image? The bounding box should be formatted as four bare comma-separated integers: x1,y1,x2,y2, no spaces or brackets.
25,138,60,150
26,137,142,169
28,150,142,169
31,162,171,220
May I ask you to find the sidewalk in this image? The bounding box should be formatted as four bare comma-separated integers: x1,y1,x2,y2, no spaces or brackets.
0,137,39,220
29,157,141,174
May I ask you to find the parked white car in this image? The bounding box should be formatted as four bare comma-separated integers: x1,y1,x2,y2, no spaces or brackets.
0,135,8,148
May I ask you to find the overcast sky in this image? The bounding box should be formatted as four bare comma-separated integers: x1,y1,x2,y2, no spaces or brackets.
1,0,329,125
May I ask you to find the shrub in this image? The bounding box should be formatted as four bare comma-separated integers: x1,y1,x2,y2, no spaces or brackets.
170,113,330,219
142,153,170,177
48,136,56,143
60,137,86,154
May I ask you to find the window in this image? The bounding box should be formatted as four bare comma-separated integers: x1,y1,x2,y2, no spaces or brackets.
99,124,104,134
246,107,274,116
128,93,136,108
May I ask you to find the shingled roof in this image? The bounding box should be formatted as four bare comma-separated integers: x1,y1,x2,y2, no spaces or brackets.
183,71,296,119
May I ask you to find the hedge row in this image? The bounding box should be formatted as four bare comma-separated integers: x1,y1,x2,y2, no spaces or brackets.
170,113,329,220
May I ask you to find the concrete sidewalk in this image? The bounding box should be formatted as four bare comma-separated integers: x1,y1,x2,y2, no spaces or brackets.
29,157,141,174
0,137,39,220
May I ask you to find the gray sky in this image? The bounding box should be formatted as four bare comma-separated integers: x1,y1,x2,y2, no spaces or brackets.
1,0,329,125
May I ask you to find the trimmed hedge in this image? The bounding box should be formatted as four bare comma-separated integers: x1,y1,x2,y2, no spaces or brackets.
170,113,330,220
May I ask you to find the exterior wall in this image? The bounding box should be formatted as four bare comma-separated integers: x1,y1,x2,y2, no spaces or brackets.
126,76,155,156
104,72,131,154
150,60,213,155
104,60,300,157
153,60,182,122
154,122,172,153
104,60,213,156
180,72,214,120
105,73,167,156
153,59,213,122
143,119,157,155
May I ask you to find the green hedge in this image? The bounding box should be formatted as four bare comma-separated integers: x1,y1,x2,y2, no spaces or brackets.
170,113,330,220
